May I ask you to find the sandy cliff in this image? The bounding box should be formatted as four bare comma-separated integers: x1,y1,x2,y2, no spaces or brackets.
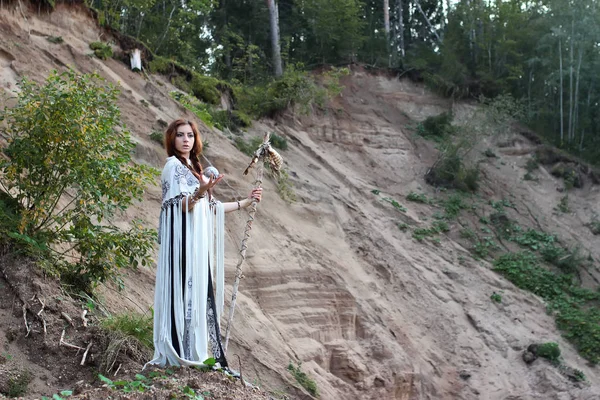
1,3,599,399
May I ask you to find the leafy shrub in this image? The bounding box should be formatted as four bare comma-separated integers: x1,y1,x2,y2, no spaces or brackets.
236,67,327,118
190,73,222,105
419,112,454,139
0,70,158,293
406,192,430,203
490,292,502,303
382,197,407,212
537,342,561,362
426,152,479,192
148,56,172,74
483,148,497,158
270,133,288,151
149,131,164,146
287,363,318,397
89,41,113,60
212,110,252,131
443,193,469,218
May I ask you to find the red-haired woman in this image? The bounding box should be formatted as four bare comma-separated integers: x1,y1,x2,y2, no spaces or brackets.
146,119,261,369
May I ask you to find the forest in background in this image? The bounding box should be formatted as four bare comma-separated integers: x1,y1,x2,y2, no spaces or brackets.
86,0,600,166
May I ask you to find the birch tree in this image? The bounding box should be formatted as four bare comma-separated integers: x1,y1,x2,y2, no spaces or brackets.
266,0,283,77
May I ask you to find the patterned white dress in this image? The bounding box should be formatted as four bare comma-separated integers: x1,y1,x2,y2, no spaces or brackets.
146,156,227,368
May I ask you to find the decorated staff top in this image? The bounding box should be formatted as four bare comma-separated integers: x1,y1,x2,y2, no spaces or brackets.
243,132,283,176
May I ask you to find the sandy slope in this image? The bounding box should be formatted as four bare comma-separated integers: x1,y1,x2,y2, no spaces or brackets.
1,4,599,399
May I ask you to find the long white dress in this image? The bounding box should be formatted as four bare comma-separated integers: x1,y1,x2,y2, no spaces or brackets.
146,156,226,368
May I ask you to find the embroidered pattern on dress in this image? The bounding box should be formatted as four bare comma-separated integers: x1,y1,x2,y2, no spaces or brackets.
206,297,222,360
161,181,170,200
174,164,199,187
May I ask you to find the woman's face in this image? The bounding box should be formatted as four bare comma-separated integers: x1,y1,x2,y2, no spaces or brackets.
175,124,194,158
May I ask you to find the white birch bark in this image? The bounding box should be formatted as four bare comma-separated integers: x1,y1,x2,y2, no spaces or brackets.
266,0,283,77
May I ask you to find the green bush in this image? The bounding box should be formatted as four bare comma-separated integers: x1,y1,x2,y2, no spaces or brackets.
212,110,252,131
148,56,172,74
89,41,112,60
419,112,454,139
287,363,318,397
406,192,430,204
149,131,164,146
426,153,479,192
190,73,222,105
587,220,600,235
0,70,158,293
236,67,327,118
270,133,288,151
537,342,561,362
234,136,263,157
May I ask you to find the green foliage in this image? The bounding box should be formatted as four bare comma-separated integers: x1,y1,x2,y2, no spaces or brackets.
406,192,430,204
101,312,154,349
41,390,73,400
169,91,215,127
413,220,449,241
490,292,502,303
483,148,497,158
473,237,498,259
418,112,455,140
493,252,600,364
371,189,380,195
0,70,158,293
537,342,561,363
89,42,113,60
235,67,327,118
5,370,31,398
46,36,64,44
98,373,151,394
443,193,469,219
382,197,407,213
587,220,600,235
149,131,164,146
211,110,252,131
148,56,173,74
397,222,409,232
269,133,288,151
234,136,264,157
275,169,297,204
287,363,318,397
556,195,570,213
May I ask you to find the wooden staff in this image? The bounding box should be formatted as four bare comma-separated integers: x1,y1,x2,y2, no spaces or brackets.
224,132,282,352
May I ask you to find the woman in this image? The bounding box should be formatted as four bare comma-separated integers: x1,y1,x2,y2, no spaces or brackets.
147,119,262,368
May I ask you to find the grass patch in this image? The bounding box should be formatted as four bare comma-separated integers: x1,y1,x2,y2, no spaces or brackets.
275,169,296,204
287,363,318,397
234,136,264,157
5,370,31,398
169,91,215,128
490,292,502,303
417,112,454,141
413,220,449,241
587,220,600,235
101,312,153,350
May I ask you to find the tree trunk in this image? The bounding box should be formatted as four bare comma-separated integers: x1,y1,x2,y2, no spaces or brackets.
559,37,564,144
154,5,176,54
572,46,582,142
414,0,441,43
398,0,405,57
266,0,283,77
568,19,574,142
384,0,390,41
580,82,592,151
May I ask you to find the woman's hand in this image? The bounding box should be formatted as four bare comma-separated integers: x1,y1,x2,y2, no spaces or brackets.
197,174,223,199
248,187,262,203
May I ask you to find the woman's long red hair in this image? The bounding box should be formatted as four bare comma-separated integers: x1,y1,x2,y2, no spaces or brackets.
165,119,204,179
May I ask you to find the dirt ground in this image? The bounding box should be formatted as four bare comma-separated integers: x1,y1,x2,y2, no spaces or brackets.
1,2,600,400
